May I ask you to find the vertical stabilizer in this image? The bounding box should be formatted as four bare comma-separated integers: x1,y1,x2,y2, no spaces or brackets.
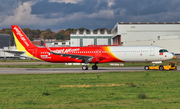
11,25,41,60
11,25,36,51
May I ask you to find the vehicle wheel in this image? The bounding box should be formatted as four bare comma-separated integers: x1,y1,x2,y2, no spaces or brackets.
82,65,88,70
159,65,164,70
92,65,98,70
144,66,149,70
175,66,177,70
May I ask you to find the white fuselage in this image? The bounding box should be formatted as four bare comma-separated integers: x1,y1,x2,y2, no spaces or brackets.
110,46,174,62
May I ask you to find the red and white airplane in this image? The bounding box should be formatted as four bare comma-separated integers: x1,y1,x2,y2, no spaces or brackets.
9,25,174,70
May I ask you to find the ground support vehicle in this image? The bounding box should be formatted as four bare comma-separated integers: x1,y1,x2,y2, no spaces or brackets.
144,62,177,71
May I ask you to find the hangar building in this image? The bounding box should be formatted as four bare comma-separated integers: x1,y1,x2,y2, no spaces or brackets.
71,22,180,54
111,22,180,54
0,34,15,59
0,34,10,48
70,30,112,47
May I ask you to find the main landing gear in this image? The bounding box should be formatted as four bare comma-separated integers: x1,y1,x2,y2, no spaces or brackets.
92,64,98,70
82,63,98,70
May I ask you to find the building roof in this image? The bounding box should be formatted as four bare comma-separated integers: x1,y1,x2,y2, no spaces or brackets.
71,30,111,35
118,22,180,24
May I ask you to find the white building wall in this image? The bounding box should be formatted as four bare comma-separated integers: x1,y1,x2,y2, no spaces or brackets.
97,39,108,45
120,24,180,42
124,39,180,54
65,42,69,45
111,23,180,43
58,42,62,45
71,38,80,47
83,39,94,46
70,29,112,47
0,49,4,57
158,35,179,40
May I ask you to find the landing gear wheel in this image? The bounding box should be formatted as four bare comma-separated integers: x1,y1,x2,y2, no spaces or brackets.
159,65,164,70
144,66,149,70
92,65,98,70
82,65,88,70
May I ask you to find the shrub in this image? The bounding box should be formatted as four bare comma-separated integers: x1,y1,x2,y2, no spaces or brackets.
138,92,147,99
42,91,51,96
125,82,137,87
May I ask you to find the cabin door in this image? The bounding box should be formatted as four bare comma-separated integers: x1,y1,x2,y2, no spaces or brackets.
30,49,37,57
150,47,155,56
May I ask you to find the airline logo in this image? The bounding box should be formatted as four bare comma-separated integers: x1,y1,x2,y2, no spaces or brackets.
53,48,80,53
14,26,29,47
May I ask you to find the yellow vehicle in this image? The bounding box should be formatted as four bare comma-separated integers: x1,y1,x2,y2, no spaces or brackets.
144,62,177,71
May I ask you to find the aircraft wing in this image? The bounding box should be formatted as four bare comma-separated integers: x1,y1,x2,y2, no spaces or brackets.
50,51,93,62
44,43,93,62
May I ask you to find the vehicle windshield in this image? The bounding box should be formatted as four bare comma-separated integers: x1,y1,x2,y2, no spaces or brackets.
159,49,168,53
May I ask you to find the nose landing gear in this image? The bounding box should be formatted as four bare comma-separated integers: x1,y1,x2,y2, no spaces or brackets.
82,65,88,70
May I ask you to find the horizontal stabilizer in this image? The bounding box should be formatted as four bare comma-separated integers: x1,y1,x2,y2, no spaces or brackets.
3,50,25,56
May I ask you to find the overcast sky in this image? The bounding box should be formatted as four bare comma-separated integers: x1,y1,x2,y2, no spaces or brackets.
0,0,180,31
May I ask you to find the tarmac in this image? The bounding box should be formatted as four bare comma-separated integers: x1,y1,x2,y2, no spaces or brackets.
0,62,179,74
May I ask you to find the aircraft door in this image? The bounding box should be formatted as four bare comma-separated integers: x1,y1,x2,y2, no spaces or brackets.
29,49,37,57
33,49,37,57
150,47,155,56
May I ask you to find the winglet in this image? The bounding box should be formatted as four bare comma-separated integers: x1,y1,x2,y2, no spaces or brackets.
43,43,53,53
43,43,64,55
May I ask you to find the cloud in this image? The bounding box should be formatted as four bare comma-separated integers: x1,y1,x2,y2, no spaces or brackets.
0,0,114,29
49,0,83,4
88,9,114,19
1,0,180,30
30,0,100,15
0,1,65,28
106,0,115,7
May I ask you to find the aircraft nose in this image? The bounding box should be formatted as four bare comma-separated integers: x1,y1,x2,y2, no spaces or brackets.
170,52,175,59
171,52,175,58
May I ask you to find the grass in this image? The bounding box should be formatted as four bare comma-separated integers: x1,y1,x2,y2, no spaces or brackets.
0,71,180,108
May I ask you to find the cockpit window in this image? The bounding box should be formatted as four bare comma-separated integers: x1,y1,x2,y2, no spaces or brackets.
159,49,168,53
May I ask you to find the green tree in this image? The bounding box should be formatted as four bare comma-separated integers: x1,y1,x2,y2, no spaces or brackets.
0,27,109,45
77,28,90,32
55,33,65,41
40,31,49,40
45,28,52,33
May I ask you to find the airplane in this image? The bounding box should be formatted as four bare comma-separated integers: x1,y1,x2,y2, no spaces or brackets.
9,25,174,70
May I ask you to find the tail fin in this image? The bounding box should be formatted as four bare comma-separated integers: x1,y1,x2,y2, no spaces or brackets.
11,25,36,51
